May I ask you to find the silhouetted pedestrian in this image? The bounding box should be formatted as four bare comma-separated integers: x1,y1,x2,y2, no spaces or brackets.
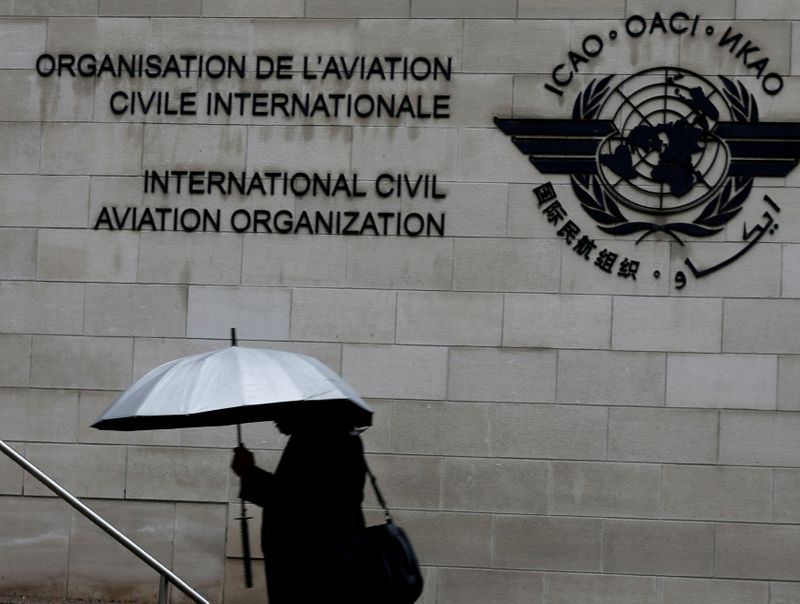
232,416,371,603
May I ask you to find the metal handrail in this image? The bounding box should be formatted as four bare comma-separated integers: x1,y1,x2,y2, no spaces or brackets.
0,439,210,604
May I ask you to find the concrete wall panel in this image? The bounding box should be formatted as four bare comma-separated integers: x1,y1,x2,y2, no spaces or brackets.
0,334,32,387
0,497,71,598
0,176,89,228
0,1,98,16
397,291,503,346
41,123,143,175
504,293,612,349
125,446,230,502
449,347,557,403
343,345,448,400
660,465,772,522
23,443,126,498
0,282,84,335
557,350,666,406
547,573,657,604
716,523,800,581
30,336,133,390
2,6,799,601
437,569,543,604
720,411,800,466
494,515,603,572
186,285,290,340
390,400,492,457
552,461,661,518
37,229,139,283
492,403,607,460
659,578,768,604
442,457,549,514
292,287,396,343
608,408,718,463
0,18,46,68
66,500,174,601
603,519,715,576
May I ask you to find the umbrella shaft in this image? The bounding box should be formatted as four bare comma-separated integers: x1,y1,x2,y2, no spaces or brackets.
240,512,253,588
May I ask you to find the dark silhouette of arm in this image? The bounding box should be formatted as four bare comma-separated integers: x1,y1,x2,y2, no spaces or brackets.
232,445,274,508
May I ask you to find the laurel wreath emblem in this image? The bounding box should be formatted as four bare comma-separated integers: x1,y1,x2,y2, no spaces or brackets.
570,74,757,243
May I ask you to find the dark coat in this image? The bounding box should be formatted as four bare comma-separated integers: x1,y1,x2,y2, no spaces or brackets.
240,430,372,604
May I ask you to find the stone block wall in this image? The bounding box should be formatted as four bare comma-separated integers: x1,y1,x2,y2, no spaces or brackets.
1,1,800,603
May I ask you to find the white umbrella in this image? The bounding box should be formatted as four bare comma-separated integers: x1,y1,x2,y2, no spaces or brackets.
93,345,373,431
92,337,372,590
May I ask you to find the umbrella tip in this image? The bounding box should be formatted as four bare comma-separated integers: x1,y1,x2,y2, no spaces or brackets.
231,327,238,347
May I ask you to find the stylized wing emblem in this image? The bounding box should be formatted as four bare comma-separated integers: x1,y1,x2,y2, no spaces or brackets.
493,118,615,175
494,117,800,179
716,122,800,177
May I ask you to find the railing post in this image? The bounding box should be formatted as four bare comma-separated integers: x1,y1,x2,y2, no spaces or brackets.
158,575,170,604
0,439,210,604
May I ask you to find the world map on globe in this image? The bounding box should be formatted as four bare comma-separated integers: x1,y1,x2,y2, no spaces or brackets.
595,69,731,214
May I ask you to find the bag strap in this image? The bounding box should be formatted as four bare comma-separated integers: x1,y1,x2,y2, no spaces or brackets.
364,458,393,523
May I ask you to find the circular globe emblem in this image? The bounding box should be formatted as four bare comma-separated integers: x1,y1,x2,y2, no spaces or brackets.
596,67,731,215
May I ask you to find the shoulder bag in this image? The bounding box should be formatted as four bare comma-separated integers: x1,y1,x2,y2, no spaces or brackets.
364,462,424,604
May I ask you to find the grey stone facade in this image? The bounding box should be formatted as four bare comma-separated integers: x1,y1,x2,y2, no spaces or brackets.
1,2,799,603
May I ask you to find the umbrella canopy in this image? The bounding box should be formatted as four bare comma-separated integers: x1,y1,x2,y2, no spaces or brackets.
93,346,373,431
